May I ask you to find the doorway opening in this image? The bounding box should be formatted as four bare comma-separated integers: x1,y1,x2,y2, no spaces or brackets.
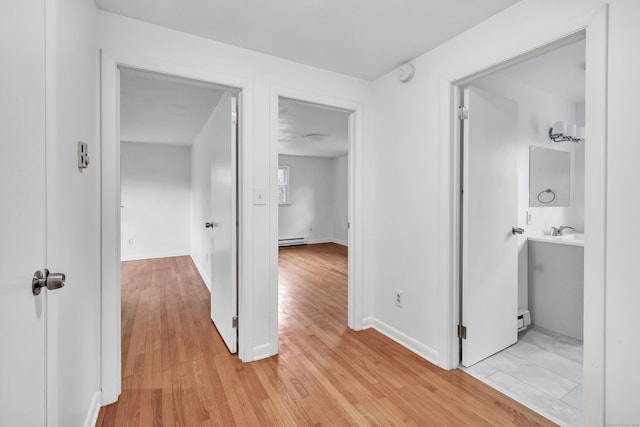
456,35,586,425
106,64,242,402
276,97,352,339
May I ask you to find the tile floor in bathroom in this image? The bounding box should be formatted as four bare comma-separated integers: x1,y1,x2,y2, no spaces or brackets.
462,327,583,427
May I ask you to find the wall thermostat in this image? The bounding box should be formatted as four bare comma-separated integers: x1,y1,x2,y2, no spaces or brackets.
398,63,415,83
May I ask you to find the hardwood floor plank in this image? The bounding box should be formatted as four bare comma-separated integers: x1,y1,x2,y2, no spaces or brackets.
96,245,554,426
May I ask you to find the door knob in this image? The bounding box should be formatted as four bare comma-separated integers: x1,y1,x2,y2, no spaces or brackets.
32,269,66,296
512,227,524,235
205,222,215,228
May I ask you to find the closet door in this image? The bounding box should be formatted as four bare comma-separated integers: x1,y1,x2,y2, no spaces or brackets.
0,0,47,424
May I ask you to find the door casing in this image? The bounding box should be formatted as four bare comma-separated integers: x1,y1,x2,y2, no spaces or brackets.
268,87,364,358
100,51,248,405
442,7,608,423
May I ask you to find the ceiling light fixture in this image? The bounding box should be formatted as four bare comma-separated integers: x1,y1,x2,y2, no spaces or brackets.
304,133,328,143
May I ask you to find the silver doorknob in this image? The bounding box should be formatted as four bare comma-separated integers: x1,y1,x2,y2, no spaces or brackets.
205,222,215,228
512,227,524,235
32,269,66,295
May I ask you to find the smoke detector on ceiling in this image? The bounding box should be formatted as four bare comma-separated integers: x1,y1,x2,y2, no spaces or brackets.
304,133,328,143
398,63,415,83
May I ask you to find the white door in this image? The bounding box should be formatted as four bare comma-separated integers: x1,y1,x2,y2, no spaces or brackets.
461,86,519,367
0,0,47,424
208,93,238,353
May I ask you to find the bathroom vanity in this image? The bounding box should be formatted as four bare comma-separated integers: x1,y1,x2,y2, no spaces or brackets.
527,234,584,340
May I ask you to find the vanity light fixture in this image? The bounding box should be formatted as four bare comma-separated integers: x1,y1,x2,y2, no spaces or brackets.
549,121,585,143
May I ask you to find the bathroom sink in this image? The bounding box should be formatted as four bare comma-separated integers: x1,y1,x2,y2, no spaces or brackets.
556,233,584,241
528,233,584,247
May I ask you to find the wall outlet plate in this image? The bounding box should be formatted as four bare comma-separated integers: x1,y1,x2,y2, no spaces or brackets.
394,289,403,308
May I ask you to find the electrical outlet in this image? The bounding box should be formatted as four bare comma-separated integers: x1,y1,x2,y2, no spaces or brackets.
127,238,133,246
394,289,403,308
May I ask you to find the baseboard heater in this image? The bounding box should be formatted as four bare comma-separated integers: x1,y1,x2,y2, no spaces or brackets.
278,237,308,247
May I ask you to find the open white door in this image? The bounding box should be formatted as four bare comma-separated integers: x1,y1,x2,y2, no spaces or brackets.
0,0,47,424
461,86,519,367
208,93,238,353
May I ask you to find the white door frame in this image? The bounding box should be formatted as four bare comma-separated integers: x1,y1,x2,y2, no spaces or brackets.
100,50,252,405
269,87,364,353
440,6,608,423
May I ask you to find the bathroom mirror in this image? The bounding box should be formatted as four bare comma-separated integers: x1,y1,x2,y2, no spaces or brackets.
529,146,570,207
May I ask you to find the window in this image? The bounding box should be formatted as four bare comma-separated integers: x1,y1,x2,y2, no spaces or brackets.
278,166,289,204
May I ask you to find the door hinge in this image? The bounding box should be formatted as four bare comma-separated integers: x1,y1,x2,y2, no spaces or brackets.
232,315,239,328
231,111,238,125
457,324,467,339
458,106,469,120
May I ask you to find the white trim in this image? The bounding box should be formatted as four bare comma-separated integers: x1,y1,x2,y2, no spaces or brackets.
252,343,272,361
82,392,102,427
362,318,440,366
439,6,608,422
583,5,608,424
305,238,348,246
100,50,254,406
269,86,365,359
190,255,211,292
100,51,121,406
121,251,191,262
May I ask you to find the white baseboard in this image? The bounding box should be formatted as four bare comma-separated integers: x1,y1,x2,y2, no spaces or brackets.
305,238,348,246
121,251,190,261
252,343,275,361
190,255,211,292
83,391,102,427
361,317,439,366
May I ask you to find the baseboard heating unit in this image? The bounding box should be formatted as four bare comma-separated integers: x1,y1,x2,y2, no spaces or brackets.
278,237,308,247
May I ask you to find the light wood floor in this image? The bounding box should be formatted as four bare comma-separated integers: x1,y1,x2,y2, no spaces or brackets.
96,243,553,426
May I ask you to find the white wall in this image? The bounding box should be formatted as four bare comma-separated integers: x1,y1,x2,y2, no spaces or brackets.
278,155,347,245
97,11,372,361
370,0,639,424
333,155,349,245
46,0,101,425
96,1,640,423
120,142,191,261
470,73,584,310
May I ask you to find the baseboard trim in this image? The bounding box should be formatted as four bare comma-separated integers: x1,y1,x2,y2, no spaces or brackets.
305,238,348,246
361,317,439,366
121,251,190,262
190,255,211,292
253,343,275,361
83,391,102,427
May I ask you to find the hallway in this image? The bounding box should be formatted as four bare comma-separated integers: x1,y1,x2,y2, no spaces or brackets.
97,247,552,425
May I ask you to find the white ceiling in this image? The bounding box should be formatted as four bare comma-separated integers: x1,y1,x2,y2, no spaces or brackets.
491,39,586,103
120,68,227,146
279,99,349,158
96,0,521,81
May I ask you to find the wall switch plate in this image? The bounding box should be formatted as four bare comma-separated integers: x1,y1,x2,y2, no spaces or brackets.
526,211,532,225
253,187,266,205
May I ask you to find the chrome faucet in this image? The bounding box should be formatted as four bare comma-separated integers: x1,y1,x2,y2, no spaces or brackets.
551,226,575,236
